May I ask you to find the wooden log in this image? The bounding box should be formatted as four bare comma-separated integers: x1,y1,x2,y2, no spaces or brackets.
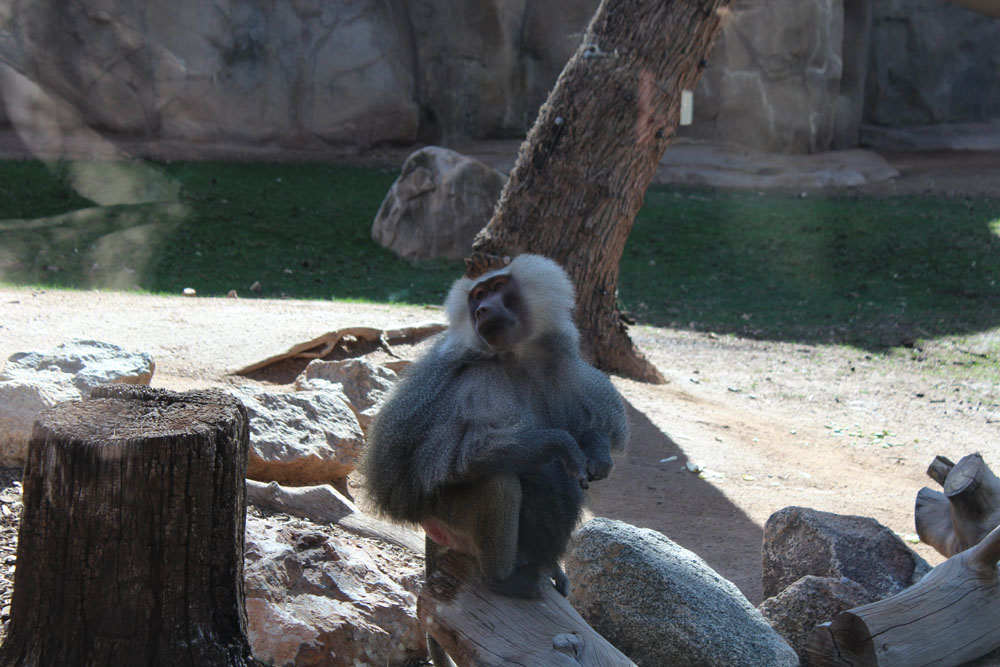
803,523,1000,667
417,551,635,667
0,385,255,666
246,479,424,553
915,452,1000,557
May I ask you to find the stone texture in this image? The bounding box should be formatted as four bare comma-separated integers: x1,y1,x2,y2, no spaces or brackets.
2,339,154,393
759,575,875,657
0,339,155,466
865,0,1000,127
244,512,425,666
762,506,931,600
295,358,398,432
567,518,798,667
655,139,898,188
0,0,596,152
0,379,80,466
372,146,506,261
234,385,364,485
679,0,844,154
0,0,420,150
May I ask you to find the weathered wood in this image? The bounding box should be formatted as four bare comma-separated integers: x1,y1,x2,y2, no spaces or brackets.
234,323,445,376
925,455,954,486
916,453,1000,557
804,523,1000,667
246,479,424,553
467,0,732,383
0,385,255,666
417,551,635,666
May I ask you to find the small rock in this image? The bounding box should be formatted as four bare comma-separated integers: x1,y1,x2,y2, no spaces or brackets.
759,575,875,657
233,385,364,485
182,287,197,297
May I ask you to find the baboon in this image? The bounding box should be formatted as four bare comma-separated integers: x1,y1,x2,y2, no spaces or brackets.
361,254,629,663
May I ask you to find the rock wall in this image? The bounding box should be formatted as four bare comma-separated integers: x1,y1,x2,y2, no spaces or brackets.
865,0,1000,125
678,0,845,154
0,0,996,156
0,0,596,152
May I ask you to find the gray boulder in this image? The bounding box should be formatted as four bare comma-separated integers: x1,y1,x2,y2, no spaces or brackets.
372,146,506,261
244,512,425,666
2,339,154,394
759,575,875,657
234,385,364,485
0,340,155,466
566,518,799,667
762,506,931,600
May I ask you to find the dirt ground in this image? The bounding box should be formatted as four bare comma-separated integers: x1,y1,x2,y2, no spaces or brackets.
0,145,998,615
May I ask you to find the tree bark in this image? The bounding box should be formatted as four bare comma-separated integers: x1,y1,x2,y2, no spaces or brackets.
0,385,255,666
467,0,732,382
418,550,635,666
804,523,1000,667
915,453,1000,557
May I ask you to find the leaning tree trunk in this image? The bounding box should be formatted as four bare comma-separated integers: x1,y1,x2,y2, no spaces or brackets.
468,0,732,383
0,385,255,666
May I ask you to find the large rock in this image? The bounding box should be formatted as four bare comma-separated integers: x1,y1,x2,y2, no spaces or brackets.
762,506,931,600
566,518,799,667
0,340,155,466
295,358,398,432
372,146,506,261
244,512,425,666
234,385,364,485
865,0,1000,127
759,575,875,657
679,0,844,154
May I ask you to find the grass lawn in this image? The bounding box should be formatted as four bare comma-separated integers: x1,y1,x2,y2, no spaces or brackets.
2,160,1000,352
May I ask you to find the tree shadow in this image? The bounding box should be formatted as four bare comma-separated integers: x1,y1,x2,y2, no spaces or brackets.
621,187,1000,349
587,401,766,604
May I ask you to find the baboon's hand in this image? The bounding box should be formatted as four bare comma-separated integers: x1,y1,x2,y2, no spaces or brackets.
586,456,614,482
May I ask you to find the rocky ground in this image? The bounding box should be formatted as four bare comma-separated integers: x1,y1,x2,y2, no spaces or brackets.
0,141,998,656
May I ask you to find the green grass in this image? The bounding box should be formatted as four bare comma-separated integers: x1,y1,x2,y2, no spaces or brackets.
622,188,1000,348
2,160,1000,351
0,161,463,304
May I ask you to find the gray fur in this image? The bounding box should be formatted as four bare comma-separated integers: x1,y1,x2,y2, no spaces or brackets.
360,253,629,641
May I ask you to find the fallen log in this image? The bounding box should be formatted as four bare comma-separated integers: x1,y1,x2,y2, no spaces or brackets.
804,522,1000,667
246,479,424,553
418,550,635,666
915,453,1000,557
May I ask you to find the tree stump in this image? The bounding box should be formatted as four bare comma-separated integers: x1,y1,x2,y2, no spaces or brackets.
915,453,1000,557
0,385,255,666
418,551,635,666
804,523,1000,667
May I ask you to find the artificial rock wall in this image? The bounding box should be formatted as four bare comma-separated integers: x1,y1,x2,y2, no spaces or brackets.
0,0,996,156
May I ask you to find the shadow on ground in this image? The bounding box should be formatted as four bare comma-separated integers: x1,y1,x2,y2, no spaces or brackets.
588,402,766,604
